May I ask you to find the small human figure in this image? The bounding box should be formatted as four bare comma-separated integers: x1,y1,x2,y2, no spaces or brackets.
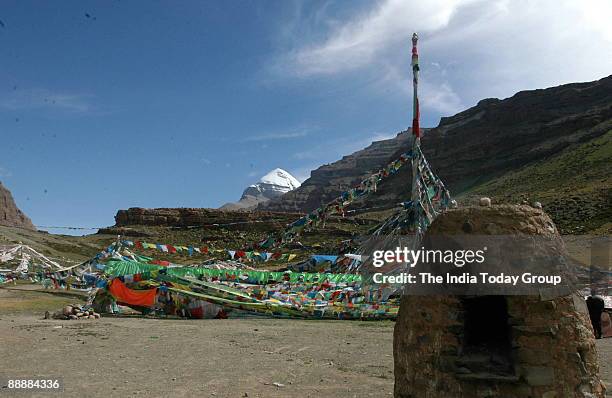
586,295,605,339
601,311,612,338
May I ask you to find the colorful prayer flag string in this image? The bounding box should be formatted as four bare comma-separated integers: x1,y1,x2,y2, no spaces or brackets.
120,239,299,263
259,150,414,248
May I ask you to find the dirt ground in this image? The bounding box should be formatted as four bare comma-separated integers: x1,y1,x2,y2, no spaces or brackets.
0,287,610,397
0,287,394,397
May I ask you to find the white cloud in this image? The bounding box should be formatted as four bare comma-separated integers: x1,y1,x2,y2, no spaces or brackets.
290,166,316,183
420,80,464,115
0,88,94,113
376,62,465,114
275,0,612,115
284,0,463,76
243,130,309,142
292,150,317,160
0,166,12,178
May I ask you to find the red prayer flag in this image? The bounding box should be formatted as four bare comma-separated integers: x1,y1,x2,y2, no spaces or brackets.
108,279,156,308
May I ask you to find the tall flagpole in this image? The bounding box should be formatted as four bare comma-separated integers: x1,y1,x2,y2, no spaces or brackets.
410,33,421,233
411,32,420,140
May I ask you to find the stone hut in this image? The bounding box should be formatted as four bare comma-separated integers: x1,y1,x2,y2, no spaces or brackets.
394,205,606,398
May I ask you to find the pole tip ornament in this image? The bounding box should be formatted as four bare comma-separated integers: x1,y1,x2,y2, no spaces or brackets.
412,32,418,45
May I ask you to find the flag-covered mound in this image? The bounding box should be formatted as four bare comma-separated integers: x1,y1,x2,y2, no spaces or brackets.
89,258,398,320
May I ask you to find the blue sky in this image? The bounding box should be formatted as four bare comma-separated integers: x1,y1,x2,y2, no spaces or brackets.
1,0,610,234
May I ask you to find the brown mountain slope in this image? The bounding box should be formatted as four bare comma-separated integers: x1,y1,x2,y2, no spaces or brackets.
466,130,612,234
421,75,612,193
0,182,35,230
262,76,612,222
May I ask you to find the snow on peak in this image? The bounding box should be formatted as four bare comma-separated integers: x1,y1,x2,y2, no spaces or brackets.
221,168,301,210
258,168,301,190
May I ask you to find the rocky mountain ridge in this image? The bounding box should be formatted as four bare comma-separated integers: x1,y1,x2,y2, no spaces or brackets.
420,75,612,192
0,182,35,230
261,75,612,234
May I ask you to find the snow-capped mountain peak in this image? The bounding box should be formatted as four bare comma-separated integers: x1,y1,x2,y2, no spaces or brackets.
255,168,301,191
220,168,301,210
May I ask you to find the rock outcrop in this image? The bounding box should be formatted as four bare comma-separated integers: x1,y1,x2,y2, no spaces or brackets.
221,168,300,210
261,76,612,217
0,182,35,230
114,207,301,228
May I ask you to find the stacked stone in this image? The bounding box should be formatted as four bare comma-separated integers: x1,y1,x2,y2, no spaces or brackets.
52,305,101,320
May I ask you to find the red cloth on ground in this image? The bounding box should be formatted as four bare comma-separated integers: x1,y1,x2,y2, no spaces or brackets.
108,279,156,307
